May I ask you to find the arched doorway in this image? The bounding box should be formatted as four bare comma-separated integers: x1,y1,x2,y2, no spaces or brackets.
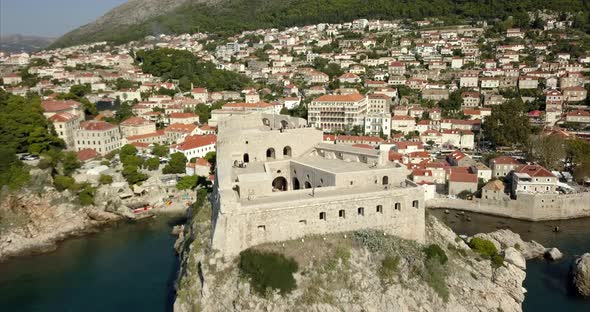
266,148,276,160
243,153,250,163
262,118,270,126
304,181,312,189
293,177,301,190
283,146,292,157
280,120,289,129
272,177,288,191
382,176,389,185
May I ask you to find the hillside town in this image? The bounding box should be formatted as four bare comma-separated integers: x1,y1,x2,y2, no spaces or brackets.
1,14,590,219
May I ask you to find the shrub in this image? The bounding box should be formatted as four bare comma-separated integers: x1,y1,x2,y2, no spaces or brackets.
491,254,505,268
423,257,449,302
100,160,110,166
239,249,298,296
457,190,473,200
468,237,498,259
162,152,187,174
54,175,75,191
99,174,113,185
79,185,96,206
378,255,400,282
424,244,448,265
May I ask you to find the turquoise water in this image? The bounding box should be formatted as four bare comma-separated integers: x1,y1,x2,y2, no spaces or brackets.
0,217,183,312
430,210,590,312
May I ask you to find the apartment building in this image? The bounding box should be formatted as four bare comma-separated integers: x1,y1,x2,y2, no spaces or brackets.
74,121,122,155
309,93,367,132
48,112,80,150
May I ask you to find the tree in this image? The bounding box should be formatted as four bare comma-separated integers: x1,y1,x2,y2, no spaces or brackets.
145,157,160,171
152,144,169,157
62,151,81,176
163,152,187,174
99,174,113,185
0,147,30,190
78,184,96,206
122,165,148,185
528,135,566,170
69,84,91,98
482,99,531,147
176,175,206,190
54,175,75,191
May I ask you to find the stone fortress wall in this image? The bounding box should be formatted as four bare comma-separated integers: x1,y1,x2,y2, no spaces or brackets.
211,113,425,257
427,192,590,221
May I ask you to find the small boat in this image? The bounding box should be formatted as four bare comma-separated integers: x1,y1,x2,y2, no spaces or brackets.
444,209,450,214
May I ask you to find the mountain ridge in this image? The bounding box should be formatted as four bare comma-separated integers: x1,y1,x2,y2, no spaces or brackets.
50,0,590,49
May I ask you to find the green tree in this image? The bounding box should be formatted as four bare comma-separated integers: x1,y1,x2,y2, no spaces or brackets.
69,84,91,98
152,144,169,157
54,175,75,191
482,99,531,147
162,152,187,174
122,165,148,185
62,151,81,176
145,157,160,171
78,184,96,206
528,135,566,170
176,175,206,190
0,147,30,190
99,174,113,185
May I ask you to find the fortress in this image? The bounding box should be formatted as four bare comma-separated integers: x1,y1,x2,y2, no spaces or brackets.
210,113,425,257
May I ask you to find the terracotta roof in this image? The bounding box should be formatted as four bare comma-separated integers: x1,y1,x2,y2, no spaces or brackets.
175,134,217,151
483,180,504,191
223,101,273,109
165,123,197,133
449,172,478,183
77,148,99,161
313,93,365,102
41,100,81,112
515,165,555,178
490,156,520,165
127,130,165,141
48,112,77,122
169,112,198,119
80,120,117,131
120,117,151,126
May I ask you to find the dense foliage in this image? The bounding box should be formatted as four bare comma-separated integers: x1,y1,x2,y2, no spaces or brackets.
482,99,532,147
51,0,590,48
162,152,188,174
134,48,251,92
423,244,448,265
469,237,504,268
239,249,299,296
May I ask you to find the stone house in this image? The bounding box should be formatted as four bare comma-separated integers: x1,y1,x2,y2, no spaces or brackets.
489,156,520,178
74,120,122,156
511,165,558,198
448,171,478,196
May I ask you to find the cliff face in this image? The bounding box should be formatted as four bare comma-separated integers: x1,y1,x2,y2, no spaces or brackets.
174,200,529,312
0,170,122,261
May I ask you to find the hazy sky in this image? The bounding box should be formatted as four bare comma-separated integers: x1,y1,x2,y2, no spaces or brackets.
1,0,128,37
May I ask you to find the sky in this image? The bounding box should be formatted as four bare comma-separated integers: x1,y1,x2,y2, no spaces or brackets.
0,0,128,37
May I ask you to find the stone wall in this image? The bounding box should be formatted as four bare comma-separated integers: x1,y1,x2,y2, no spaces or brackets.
212,187,425,257
427,192,590,221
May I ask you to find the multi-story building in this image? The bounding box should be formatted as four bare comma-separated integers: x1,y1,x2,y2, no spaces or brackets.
563,86,587,103
489,156,520,178
170,134,217,160
74,121,122,155
459,72,479,88
309,94,367,132
119,117,156,138
546,89,564,111
48,112,80,150
511,165,558,197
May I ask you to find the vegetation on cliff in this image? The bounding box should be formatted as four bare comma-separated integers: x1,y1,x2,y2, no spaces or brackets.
134,48,251,92
51,0,590,48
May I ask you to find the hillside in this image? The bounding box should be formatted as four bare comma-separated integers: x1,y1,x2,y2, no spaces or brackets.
0,34,54,53
50,0,590,49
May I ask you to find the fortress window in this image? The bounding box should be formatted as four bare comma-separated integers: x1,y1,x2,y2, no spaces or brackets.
266,148,276,160
243,153,249,163
357,207,364,216
283,146,292,157
412,200,419,208
305,181,312,189
245,141,248,144
319,212,326,221
257,225,266,232
395,203,401,210
382,176,389,185
376,205,383,213
339,209,346,218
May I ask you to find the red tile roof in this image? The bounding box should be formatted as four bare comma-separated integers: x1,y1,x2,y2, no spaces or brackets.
41,100,81,112
120,117,151,126
80,120,117,131
449,172,478,183
175,134,217,151
48,112,77,122
77,148,99,161
515,165,555,178
490,156,520,165
314,93,365,102
165,123,197,133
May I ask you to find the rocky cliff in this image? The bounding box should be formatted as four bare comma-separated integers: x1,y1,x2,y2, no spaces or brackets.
0,170,124,261
173,199,533,312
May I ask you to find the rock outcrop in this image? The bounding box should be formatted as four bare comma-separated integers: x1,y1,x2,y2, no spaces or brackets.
0,188,123,261
473,229,546,260
572,253,590,297
174,208,530,312
545,248,563,261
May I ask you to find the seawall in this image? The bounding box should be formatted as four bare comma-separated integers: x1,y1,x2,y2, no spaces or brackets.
426,192,590,221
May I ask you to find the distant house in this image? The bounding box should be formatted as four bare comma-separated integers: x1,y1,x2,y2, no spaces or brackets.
489,156,520,178
511,165,558,197
448,170,478,196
